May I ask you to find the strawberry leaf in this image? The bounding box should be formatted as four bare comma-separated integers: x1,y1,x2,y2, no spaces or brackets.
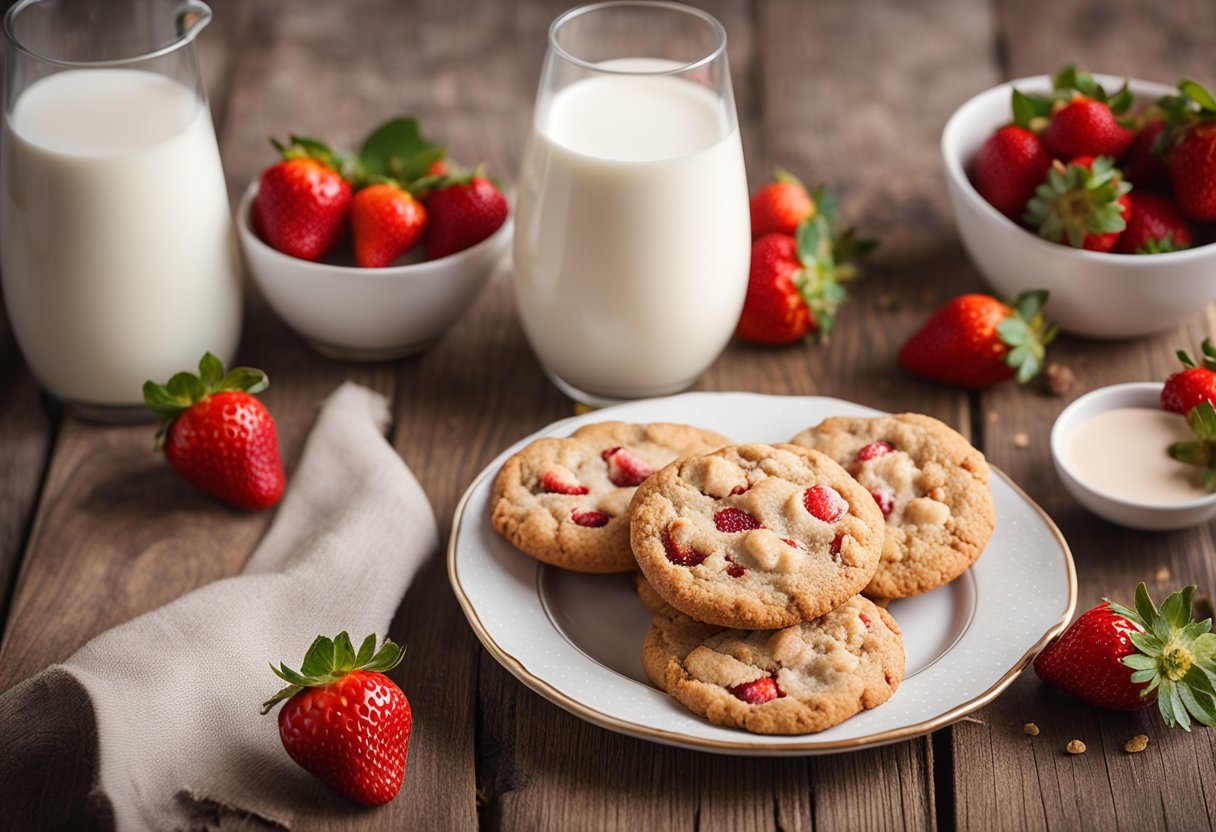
262,632,406,714
355,632,378,666
333,631,357,668
1180,79,1216,114
359,117,445,186
1012,89,1053,129
301,635,337,678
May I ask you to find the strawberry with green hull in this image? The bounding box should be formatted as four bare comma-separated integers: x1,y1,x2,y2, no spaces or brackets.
350,182,427,268
1157,80,1216,222
1031,65,1136,160
898,290,1057,389
1034,583,1216,730
254,136,353,261
735,181,876,344
262,632,412,807
1162,339,1216,415
749,168,815,239
423,167,509,260
1024,155,1132,252
143,353,285,511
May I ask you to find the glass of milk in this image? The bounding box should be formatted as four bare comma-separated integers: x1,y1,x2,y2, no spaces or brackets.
1,0,241,419
515,2,750,406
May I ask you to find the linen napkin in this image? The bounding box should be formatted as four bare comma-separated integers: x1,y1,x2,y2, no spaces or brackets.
0,382,438,830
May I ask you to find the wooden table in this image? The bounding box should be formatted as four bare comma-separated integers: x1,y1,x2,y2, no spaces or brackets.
3,0,1216,828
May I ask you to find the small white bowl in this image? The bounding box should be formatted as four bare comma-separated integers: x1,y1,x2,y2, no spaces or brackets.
941,74,1216,339
237,182,511,361
1050,382,1216,530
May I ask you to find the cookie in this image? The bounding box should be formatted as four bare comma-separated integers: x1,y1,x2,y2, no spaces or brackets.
632,571,669,615
642,596,904,734
491,422,732,573
630,444,884,629
790,413,995,599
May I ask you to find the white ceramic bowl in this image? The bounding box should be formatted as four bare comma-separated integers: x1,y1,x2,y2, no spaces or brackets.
237,182,511,361
941,75,1216,339
1050,382,1216,530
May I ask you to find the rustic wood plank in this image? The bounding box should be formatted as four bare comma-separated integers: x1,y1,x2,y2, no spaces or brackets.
956,1,1216,829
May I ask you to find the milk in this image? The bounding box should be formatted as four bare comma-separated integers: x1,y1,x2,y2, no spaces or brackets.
513,61,749,400
1,69,241,408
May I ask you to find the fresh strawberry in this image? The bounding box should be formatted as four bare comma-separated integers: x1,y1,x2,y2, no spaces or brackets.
1114,192,1192,254
540,468,588,495
972,125,1053,221
423,169,508,260
1156,80,1216,222
350,182,427,268
1162,339,1216,414
898,290,1057,389
803,485,846,522
602,446,653,487
714,507,762,533
749,168,815,239
254,137,352,261
1121,118,1169,188
143,353,284,510
736,185,876,344
262,632,411,806
1024,156,1132,251
1034,583,1216,729
1044,95,1135,159
728,676,784,704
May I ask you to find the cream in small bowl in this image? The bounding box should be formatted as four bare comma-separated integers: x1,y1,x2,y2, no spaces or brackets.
1050,382,1216,530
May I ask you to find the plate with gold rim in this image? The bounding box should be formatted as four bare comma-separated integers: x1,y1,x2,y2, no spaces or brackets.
447,392,1077,755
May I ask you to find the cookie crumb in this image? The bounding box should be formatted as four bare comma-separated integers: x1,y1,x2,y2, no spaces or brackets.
986,410,999,424
1124,735,1148,753
1066,739,1086,755
1042,363,1076,396
1023,722,1040,736
1155,566,1170,584
1013,432,1030,448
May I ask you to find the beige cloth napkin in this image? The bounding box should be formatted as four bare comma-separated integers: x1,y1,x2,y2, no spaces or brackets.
0,382,438,830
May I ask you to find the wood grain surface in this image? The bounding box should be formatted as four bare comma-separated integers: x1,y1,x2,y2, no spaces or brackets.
1,0,1215,829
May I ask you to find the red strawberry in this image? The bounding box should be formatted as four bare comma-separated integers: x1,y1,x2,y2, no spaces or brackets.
1044,95,1135,160
898,290,1057,389
423,170,508,260
540,468,588,495
1162,339,1216,414
254,137,352,261
749,168,815,239
803,485,846,522
714,507,762,533
972,125,1053,221
1121,118,1169,188
602,446,653,487
1024,156,1131,251
735,234,812,344
728,676,784,704
350,182,427,268
262,632,411,806
1114,192,1192,254
1033,583,1216,729
1170,122,1216,222
571,508,610,527
143,353,284,511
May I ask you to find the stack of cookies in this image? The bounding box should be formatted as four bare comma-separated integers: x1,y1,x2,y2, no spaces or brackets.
490,414,995,736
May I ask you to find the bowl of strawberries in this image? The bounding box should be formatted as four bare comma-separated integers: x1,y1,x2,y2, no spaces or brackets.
941,66,1216,338
238,118,511,361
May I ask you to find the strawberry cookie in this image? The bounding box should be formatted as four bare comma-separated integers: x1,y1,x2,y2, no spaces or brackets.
642,596,904,734
790,414,995,599
630,444,884,630
491,422,731,573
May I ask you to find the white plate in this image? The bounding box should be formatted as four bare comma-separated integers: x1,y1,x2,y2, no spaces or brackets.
448,392,1077,755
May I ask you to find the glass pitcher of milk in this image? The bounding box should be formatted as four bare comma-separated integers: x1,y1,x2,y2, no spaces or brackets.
514,1,749,407
2,0,240,419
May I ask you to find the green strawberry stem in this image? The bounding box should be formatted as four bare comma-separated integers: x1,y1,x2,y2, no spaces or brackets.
791,185,878,340
1107,583,1216,731
142,353,269,450
1178,338,1216,372
1169,400,1216,492
261,632,405,715
996,289,1058,383
1024,156,1131,248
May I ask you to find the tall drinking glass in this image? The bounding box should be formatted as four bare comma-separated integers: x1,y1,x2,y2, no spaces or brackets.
2,0,241,419
514,1,749,407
